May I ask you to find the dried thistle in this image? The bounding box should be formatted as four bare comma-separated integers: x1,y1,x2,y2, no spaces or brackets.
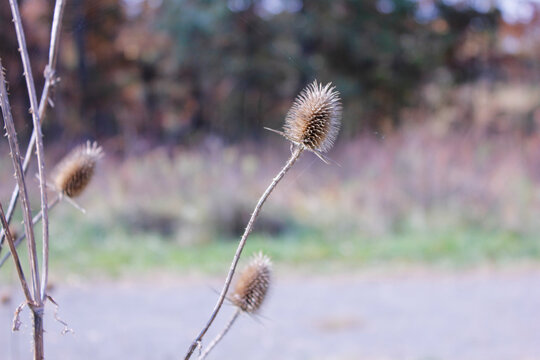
53,141,103,198
198,253,273,359
281,80,341,153
231,252,272,313
186,81,341,359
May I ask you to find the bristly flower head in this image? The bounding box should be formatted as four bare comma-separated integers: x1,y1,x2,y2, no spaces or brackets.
53,141,103,198
231,252,272,313
283,80,341,153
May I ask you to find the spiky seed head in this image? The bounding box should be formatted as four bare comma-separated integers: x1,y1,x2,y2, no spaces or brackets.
283,80,342,153
231,252,272,313
53,141,103,198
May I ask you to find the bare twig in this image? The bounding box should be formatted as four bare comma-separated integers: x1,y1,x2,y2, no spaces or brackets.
184,146,304,359
47,295,74,335
12,302,27,331
0,57,41,300
198,309,241,360
41,0,66,116
0,0,66,257
0,196,62,268
8,0,50,304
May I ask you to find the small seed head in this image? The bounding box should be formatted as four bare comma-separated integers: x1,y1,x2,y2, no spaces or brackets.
53,141,103,198
231,252,272,313
8,226,18,241
284,80,342,153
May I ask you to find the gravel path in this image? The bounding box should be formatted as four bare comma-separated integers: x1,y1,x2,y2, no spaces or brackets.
1,268,539,360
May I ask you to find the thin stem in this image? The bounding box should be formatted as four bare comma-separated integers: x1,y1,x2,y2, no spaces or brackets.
0,202,33,304
8,0,50,303
184,146,304,359
0,0,66,260
44,0,66,98
198,309,241,360
0,57,41,302
0,196,62,268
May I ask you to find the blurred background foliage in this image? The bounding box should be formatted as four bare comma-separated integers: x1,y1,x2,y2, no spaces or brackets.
2,0,533,151
2,0,540,273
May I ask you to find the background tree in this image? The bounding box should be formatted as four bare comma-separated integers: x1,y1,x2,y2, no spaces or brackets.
0,0,515,150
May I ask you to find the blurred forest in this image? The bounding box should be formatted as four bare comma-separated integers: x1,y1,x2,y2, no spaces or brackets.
1,0,540,153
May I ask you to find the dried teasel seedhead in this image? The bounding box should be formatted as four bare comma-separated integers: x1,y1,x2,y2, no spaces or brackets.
231,252,272,313
283,80,341,153
53,141,103,198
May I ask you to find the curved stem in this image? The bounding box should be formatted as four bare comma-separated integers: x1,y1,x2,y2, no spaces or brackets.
198,309,241,360
184,146,304,359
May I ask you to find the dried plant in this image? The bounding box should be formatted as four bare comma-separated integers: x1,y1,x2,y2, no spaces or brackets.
284,81,341,152
266,80,342,163
230,252,272,313
0,1,66,359
0,141,102,268
199,252,272,360
53,141,104,198
185,81,342,359
3,11,340,357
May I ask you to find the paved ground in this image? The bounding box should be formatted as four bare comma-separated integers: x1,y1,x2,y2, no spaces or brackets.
1,268,540,360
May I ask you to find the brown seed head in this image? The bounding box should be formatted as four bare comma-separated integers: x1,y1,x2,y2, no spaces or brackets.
283,80,341,153
53,141,103,198
8,226,19,241
231,252,272,313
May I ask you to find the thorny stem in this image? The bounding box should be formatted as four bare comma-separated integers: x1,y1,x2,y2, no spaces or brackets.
0,0,66,261
0,196,62,268
8,0,50,303
0,57,41,302
184,146,304,359
198,309,241,360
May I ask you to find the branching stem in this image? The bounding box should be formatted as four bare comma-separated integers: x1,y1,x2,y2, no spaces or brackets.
184,146,304,359
198,309,241,360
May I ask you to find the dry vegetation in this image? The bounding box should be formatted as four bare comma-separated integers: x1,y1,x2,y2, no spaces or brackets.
3,125,538,281
2,1,540,359
3,112,540,279
90,129,540,241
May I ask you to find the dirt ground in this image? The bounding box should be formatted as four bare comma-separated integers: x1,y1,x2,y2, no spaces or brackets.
1,267,540,360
